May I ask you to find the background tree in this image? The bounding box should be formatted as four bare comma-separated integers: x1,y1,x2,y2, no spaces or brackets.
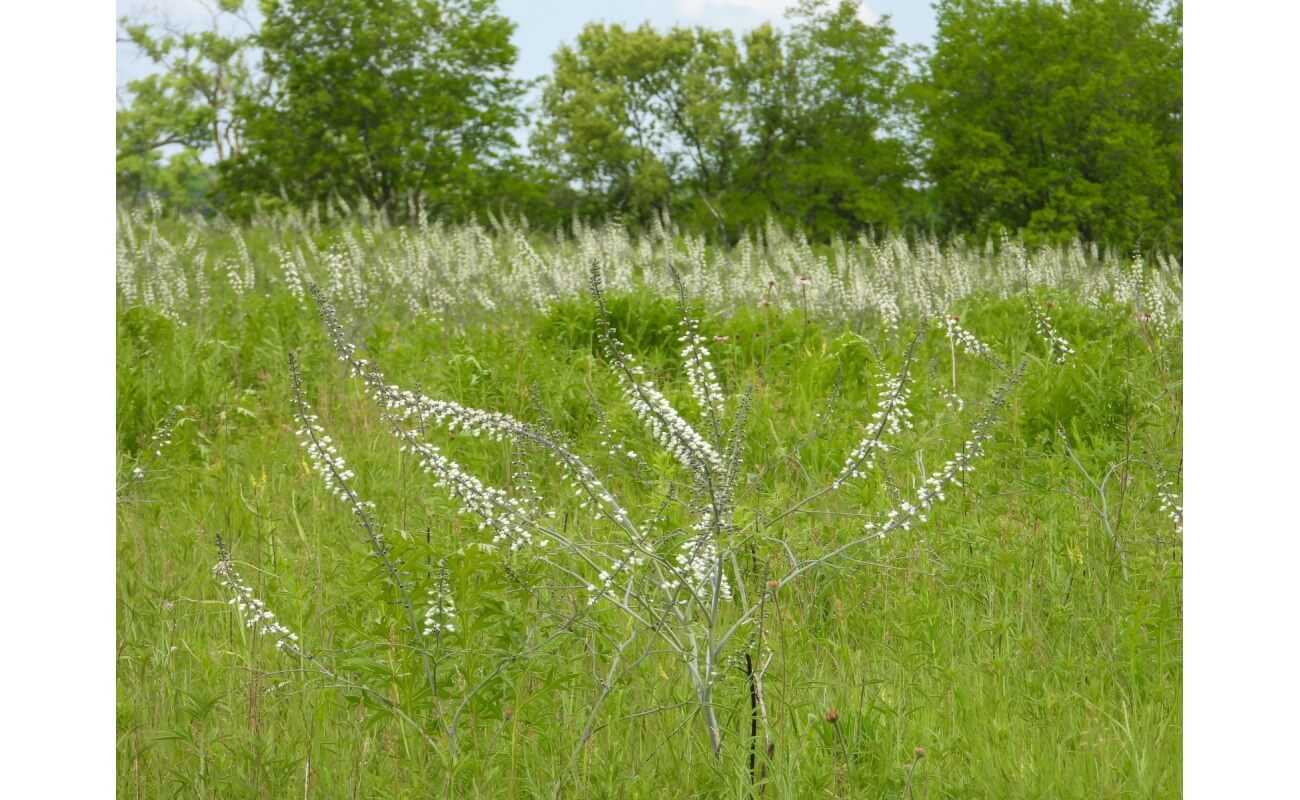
533,2,918,239
918,0,1183,252
729,0,919,238
221,0,525,216
116,0,260,209
533,23,742,225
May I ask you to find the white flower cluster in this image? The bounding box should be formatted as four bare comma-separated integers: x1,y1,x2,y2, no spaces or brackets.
214,557,301,652
339,311,608,526
1158,484,1183,535
598,429,642,465
1032,304,1076,364
121,211,1182,335
404,440,546,552
914,438,983,509
391,386,635,532
839,368,913,483
225,257,255,298
294,412,377,523
564,460,632,528
296,414,350,487
587,547,648,606
943,315,995,360
679,320,726,419
323,245,369,311
402,392,518,440
663,512,732,604
872,370,914,438
121,408,181,498
278,247,306,300
595,308,725,481
318,290,636,549
866,434,987,535
149,408,179,457
938,385,965,412
1116,253,1145,306
423,564,457,635
617,368,725,478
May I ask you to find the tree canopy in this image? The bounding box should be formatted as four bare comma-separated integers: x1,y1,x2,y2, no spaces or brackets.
919,0,1182,251
116,0,1184,251
533,2,919,239
115,0,259,210
219,0,524,216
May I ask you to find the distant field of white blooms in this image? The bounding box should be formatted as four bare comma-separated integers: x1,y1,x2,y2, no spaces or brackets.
117,204,1182,332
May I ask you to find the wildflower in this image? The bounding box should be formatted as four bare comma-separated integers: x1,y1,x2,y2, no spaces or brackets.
1157,482,1184,535
311,287,607,550
943,315,995,360
679,314,726,421
278,247,306,300
1032,303,1075,364
611,359,725,479
423,562,458,636
586,547,648,606
213,540,301,654
837,365,914,484
666,510,732,604
860,423,996,538
119,407,181,499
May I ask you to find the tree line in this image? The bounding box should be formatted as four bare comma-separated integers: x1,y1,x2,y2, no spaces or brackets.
117,0,1182,252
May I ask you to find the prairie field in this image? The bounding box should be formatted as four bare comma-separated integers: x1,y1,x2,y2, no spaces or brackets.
116,208,1182,798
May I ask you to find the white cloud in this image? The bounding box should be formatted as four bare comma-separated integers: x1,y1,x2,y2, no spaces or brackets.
676,0,795,15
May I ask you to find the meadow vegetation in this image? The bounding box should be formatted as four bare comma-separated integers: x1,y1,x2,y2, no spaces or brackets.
117,205,1182,797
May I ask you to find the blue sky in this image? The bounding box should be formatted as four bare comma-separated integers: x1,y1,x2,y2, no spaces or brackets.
497,0,937,83
117,0,938,96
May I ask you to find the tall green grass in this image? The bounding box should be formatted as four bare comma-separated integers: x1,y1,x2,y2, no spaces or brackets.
117,227,1181,798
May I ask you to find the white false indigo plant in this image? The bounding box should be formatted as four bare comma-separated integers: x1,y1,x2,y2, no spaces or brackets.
213,273,1019,767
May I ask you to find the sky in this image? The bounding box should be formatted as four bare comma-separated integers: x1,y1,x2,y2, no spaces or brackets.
116,0,939,97
496,0,938,84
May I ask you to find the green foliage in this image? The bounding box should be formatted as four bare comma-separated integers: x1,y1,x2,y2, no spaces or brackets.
533,1,919,238
116,3,258,210
117,0,1184,248
221,0,525,216
541,291,686,355
918,0,1183,252
534,21,743,223
730,0,920,237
